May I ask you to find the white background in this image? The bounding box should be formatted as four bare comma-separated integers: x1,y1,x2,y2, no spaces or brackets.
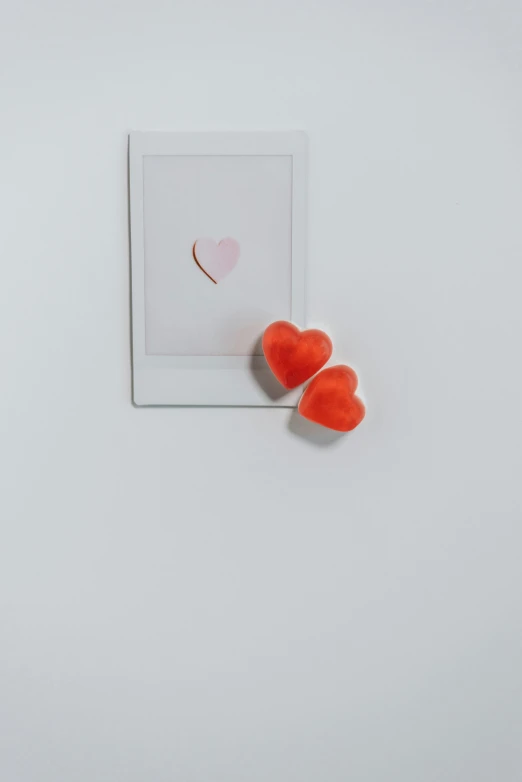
143,154,292,356
1,2,522,781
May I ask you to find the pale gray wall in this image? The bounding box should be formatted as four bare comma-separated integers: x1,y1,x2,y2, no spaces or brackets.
1,1,521,780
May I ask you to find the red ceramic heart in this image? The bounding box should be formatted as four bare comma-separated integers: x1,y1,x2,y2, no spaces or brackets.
298,365,365,432
262,321,332,389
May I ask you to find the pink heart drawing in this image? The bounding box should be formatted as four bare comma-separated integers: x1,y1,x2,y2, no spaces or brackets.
193,237,240,284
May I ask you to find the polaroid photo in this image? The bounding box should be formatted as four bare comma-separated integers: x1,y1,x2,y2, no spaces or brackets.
129,131,307,405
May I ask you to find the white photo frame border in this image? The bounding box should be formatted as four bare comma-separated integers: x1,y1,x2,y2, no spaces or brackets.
129,131,307,406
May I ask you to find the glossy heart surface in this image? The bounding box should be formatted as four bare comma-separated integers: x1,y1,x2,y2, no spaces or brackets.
262,321,333,389
298,365,365,432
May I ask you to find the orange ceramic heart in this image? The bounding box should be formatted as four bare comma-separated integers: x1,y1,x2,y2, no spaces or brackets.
262,321,332,390
298,365,365,432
